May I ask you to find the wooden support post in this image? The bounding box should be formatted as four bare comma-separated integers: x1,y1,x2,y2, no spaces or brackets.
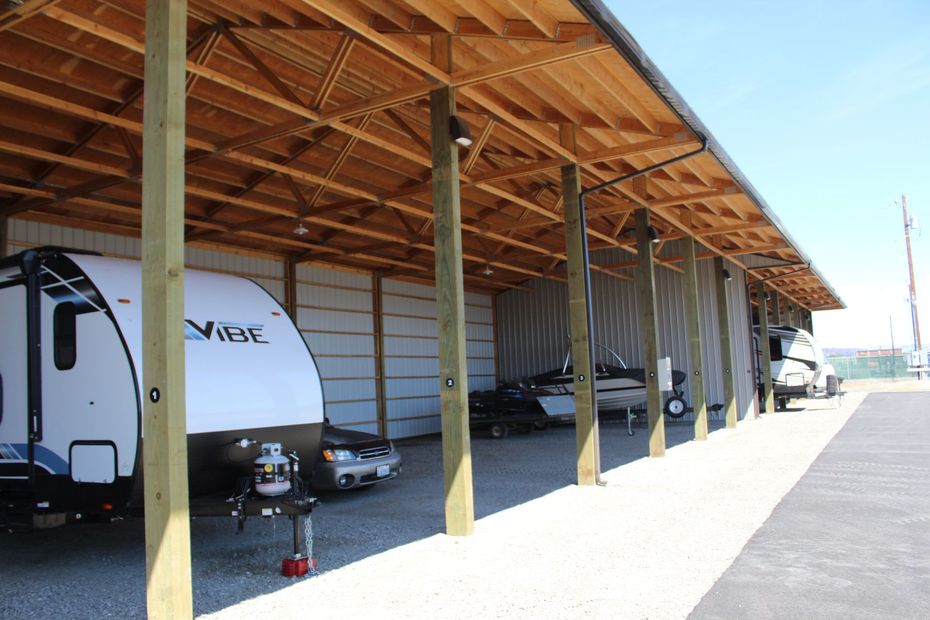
0,214,7,257
714,257,737,429
757,284,775,413
806,310,814,334
430,84,474,536
635,202,665,457
562,162,600,485
286,255,298,321
772,290,783,325
682,236,707,440
142,0,192,618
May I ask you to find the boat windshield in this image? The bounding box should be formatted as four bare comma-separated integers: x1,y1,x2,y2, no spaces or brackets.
560,342,628,373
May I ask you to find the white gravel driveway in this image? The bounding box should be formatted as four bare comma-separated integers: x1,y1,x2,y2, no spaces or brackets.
205,393,864,620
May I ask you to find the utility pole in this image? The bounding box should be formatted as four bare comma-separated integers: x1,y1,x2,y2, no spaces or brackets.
902,194,922,367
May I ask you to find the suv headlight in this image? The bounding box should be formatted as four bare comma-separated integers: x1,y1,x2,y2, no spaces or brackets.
322,448,357,462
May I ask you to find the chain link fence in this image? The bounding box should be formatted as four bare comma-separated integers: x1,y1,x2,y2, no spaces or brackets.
827,354,910,380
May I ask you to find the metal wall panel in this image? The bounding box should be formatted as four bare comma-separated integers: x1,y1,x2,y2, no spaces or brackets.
381,278,495,439
497,245,758,421
295,264,377,431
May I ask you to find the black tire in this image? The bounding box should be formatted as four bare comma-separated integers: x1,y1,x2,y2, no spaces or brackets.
663,396,687,418
532,419,550,431
825,374,839,397
488,423,509,439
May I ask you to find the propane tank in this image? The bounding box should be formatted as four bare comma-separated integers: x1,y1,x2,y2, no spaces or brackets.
254,443,291,496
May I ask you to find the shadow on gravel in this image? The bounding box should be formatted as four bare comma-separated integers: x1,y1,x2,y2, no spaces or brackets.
0,415,725,619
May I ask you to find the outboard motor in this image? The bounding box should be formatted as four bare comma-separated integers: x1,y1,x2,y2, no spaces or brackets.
254,443,291,496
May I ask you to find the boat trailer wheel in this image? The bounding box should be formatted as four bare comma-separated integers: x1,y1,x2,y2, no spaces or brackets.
663,396,687,418
488,423,509,439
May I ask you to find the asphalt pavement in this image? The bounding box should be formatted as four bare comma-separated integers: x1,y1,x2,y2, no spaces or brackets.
691,392,930,619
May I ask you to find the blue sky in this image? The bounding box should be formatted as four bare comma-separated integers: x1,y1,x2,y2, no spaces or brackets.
606,0,930,350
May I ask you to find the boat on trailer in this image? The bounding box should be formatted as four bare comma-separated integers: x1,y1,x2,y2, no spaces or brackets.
527,344,689,418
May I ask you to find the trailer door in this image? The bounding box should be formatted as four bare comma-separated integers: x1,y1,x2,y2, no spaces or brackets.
0,283,29,482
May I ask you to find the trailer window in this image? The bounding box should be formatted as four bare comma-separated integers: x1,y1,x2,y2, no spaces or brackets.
54,302,77,370
769,335,783,362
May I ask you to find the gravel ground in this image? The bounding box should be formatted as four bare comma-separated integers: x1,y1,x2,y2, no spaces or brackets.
1,396,864,619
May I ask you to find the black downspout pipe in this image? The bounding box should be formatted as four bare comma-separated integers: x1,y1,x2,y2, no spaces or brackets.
572,137,707,444
22,250,43,493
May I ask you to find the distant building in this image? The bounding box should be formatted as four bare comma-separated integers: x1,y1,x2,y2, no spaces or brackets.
856,348,902,357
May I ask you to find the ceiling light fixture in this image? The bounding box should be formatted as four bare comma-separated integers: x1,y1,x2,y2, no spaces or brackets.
647,226,660,244
482,264,494,276
293,219,308,236
449,115,472,148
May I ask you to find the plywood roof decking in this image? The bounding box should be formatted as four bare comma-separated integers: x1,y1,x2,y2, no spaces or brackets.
0,0,843,310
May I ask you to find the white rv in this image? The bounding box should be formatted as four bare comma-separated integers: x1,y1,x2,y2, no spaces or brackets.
754,324,825,406
0,248,325,522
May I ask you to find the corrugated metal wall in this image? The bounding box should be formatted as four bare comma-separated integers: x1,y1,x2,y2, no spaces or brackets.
294,264,379,434
497,245,757,421
381,278,495,438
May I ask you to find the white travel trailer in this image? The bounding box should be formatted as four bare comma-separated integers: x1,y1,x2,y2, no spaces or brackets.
0,248,325,524
754,324,825,407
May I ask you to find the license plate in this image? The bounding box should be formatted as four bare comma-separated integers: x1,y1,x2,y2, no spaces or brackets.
376,464,390,478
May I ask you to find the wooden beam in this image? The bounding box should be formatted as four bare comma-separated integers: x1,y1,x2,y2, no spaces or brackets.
141,0,192,617
430,84,474,536
310,31,356,111
218,23,304,106
579,134,700,166
508,0,559,38
460,118,495,175
562,161,600,486
682,236,707,440
757,283,775,413
714,257,738,428
722,243,789,257
635,197,665,457
646,188,738,209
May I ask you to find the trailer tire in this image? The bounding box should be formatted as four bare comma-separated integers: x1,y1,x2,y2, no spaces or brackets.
825,374,839,397
533,419,550,431
663,396,687,418
489,423,509,439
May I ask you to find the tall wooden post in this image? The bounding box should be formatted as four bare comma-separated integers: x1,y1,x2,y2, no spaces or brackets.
286,255,299,320
430,84,474,536
714,257,737,429
635,202,665,457
682,236,707,440
142,0,192,617
772,290,783,325
757,283,775,413
805,309,814,334
0,214,8,257
562,162,600,485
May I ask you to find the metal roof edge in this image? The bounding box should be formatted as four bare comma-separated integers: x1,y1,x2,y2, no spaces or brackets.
571,0,845,310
